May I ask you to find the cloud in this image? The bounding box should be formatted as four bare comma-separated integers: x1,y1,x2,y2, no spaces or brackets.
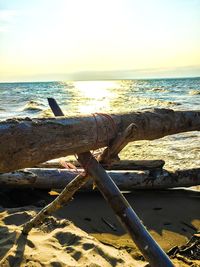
0,25,9,32
0,9,18,32
65,65,200,80
0,10,18,21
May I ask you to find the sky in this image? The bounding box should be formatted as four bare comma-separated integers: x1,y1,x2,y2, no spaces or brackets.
0,0,200,82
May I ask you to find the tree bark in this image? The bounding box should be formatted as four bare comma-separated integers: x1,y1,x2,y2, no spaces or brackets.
36,159,165,170
0,109,199,173
1,167,199,190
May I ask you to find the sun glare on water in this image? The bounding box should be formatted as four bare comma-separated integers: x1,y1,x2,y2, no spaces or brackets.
74,81,117,98
74,81,118,113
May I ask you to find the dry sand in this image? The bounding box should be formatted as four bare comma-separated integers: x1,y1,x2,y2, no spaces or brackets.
0,187,199,266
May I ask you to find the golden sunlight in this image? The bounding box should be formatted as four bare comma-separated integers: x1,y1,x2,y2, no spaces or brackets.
74,81,118,114
74,81,117,99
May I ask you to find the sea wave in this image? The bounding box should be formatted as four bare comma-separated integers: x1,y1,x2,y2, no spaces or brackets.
149,87,169,93
23,100,45,112
189,89,200,95
39,109,54,117
133,96,181,107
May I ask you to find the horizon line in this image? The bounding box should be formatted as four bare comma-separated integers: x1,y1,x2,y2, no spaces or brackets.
0,75,200,84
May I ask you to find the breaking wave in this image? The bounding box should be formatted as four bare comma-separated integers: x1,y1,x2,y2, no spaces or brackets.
189,89,200,95
23,100,45,112
149,87,169,93
133,96,181,108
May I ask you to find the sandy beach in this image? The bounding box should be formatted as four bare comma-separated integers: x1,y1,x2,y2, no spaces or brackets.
0,187,199,266
1,0,200,265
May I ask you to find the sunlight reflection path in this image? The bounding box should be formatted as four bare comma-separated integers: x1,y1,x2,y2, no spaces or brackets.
74,81,118,114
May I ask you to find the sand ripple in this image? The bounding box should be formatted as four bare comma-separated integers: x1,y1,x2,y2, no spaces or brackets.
0,210,144,267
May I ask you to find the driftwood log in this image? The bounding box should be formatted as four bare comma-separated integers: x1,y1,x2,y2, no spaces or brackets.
36,159,165,170
0,109,199,173
1,168,199,190
23,99,173,266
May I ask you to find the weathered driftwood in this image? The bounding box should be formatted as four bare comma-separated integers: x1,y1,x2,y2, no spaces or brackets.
23,98,173,266
2,167,199,189
36,159,165,170
98,123,138,163
77,152,173,266
0,109,199,173
22,172,90,234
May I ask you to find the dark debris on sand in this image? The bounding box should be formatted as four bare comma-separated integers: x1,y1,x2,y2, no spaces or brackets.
168,233,200,265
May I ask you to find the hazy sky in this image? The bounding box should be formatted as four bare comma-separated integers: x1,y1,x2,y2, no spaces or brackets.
0,0,200,81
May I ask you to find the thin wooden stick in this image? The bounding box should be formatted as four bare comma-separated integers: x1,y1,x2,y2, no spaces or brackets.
78,152,173,266
22,172,89,234
98,123,138,163
36,159,165,170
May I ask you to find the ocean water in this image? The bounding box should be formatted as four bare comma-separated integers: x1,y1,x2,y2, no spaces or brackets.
0,78,199,169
